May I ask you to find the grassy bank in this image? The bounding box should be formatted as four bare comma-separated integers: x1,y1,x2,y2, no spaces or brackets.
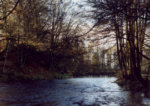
0,70,72,82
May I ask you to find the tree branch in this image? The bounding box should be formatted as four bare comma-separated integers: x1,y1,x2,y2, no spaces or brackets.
0,0,20,20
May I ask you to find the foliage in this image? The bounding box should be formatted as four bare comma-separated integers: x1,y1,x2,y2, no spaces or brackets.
87,0,150,86
0,0,91,81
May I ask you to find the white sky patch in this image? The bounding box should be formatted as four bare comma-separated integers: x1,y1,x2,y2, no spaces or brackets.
70,0,116,49
72,0,81,3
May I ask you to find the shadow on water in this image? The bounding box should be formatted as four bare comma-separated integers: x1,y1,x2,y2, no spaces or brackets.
0,77,149,106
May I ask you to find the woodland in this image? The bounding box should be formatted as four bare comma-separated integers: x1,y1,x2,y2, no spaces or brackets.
0,0,150,90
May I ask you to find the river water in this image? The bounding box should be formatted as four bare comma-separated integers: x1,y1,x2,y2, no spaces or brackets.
0,77,149,106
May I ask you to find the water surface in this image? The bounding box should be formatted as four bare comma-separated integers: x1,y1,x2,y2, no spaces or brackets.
0,77,149,106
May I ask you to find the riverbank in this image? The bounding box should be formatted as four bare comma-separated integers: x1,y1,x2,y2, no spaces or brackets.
0,44,116,82
0,70,116,82
0,44,73,82
115,78,150,98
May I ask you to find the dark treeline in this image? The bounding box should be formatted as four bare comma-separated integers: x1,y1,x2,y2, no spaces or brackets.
0,0,113,80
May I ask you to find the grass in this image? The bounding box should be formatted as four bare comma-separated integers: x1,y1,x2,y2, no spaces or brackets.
0,70,53,82
0,68,72,82
54,73,71,79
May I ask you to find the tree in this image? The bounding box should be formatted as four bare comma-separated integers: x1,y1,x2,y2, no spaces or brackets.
40,0,86,72
0,0,88,78
106,49,112,70
92,49,100,65
0,0,20,20
87,0,150,86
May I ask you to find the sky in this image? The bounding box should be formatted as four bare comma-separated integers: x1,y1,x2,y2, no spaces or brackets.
71,0,116,49
72,0,83,3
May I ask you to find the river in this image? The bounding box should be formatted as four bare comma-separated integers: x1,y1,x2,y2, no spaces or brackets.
0,77,149,106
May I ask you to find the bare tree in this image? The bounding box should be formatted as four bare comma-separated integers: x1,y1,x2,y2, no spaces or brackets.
87,0,150,86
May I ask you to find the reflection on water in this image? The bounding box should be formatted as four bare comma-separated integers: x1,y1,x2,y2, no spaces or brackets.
0,77,149,106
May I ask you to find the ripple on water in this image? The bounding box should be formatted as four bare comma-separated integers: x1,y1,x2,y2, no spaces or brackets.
0,77,149,106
